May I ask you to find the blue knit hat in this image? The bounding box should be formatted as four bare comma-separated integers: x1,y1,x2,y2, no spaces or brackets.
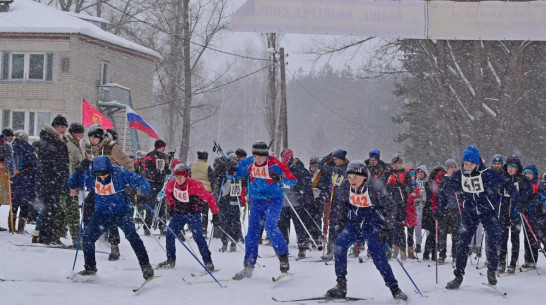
369,148,380,160
462,145,480,165
492,154,503,165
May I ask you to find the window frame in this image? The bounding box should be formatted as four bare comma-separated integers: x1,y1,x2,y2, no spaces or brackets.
0,109,51,137
1,52,53,81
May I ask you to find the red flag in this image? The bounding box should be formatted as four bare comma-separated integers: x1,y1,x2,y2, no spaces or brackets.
82,98,114,129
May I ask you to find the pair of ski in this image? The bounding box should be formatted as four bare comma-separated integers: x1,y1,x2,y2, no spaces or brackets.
272,296,368,303
481,283,507,296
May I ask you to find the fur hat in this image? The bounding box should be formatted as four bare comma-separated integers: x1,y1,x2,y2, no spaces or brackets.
51,114,68,128
197,151,208,160
13,130,29,142
391,153,404,164
252,141,269,156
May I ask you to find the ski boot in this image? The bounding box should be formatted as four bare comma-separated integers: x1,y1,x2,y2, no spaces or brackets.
321,251,334,261
407,246,418,259
205,262,215,271
157,259,175,269
326,278,347,299
232,263,254,280
298,247,306,259
279,254,290,273
506,265,516,274
390,287,408,300
445,275,463,289
522,261,536,269
140,262,154,280
220,242,228,252
487,269,497,285
229,242,237,252
108,244,120,261
78,265,98,276
497,262,506,273
415,244,421,253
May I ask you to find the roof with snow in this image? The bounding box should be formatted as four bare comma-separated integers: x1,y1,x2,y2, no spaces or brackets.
0,0,160,59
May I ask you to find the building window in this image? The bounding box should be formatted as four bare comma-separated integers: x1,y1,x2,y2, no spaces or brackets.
0,52,53,81
101,61,110,85
0,109,51,137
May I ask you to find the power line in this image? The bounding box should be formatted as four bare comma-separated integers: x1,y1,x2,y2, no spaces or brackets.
98,0,271,62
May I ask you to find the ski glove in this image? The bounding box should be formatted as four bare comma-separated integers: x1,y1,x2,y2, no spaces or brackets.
212,214,221,226
75,158,91,174
270,172,282,183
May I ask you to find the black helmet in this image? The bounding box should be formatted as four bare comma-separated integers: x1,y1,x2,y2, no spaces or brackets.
68,122,84,134
106,129,118,141
251,141,269,156
87,124,105,139
235,148,247,159
346,160,369,177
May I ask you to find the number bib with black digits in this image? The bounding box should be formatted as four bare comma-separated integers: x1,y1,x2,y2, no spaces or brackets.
349,189,372,208
333,174,344,187
173,187,189,202
230,182,242,197
461,174,484,194
95,179,116,196
156,159,166,171
250,164,270,179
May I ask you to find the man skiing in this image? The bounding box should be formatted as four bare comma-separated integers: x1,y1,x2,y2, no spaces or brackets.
325,160,407,301
438,145,521,289
68,156,154,280
231,141,297,280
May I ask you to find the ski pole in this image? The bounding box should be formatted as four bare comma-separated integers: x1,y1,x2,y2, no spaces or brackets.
323,179,336,257
146,204,224,288
521,213,546,259
135,209,169,255
435,220,438,284
216,225,263,265
8,173,14,234
283,193,322,251
354,243,364,263
386,242,424,297
520,213,539,274
302,205,324,235
72,213,84,271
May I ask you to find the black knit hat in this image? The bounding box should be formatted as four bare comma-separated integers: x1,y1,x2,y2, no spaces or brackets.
252,141,269,156
197,151,208,160
51,114,68,127
235,148,247,159
154,139,167,149
1,128,14,137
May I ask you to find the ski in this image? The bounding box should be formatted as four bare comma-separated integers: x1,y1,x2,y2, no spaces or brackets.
520,266,541,273
272,296,368,302
0,278,21,282
181,277,233,285
67,273,97,283
481,283,507,296
133,275,161,294
9,241,109,254
190,269,221,277
272,272,292,282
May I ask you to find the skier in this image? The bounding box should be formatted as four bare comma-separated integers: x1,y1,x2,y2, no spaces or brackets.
439,145,521,289
521,164,542,268
190,151,214,238
68,156,154,280
157,164,220,270
437,159,460,264
325,160,407,301
231,141,297,280
143,139,171,235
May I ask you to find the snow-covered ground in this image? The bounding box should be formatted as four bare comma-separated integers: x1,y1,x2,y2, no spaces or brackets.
1,206,544,305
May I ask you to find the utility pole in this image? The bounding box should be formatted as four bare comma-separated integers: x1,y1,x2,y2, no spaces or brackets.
179,0,192,163
278,47,288,150
265,33,278,155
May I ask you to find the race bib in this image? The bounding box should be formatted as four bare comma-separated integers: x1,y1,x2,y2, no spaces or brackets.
333,174,344,186
504,181,519,198
349,189,372,207
94,179,116,196
230,182,242,197
156,159,166,171
250,164,270,179
461,174,484,194
173,187,189,202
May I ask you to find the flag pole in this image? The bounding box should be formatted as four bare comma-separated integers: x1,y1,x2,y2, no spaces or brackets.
123,106,128,153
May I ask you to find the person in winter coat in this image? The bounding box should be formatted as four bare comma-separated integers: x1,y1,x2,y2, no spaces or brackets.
325,160,407,301
414,165,428,254
317,148,349,261
497,155,533,273
35,115,69,244
385,153,413,260
404,167,419,259
190,151,215,238
521,164,542,268
82,124,133,260
277,148,314,259
0,132,15,231
309,157,328,249
52,123,85,246
231,141,297,280
157,164,220,270
439,145,522,290
9,130,37,234
68,156,154,280
421,165,446,261
213,153,246,252
143,139,171,235
436,159,460,264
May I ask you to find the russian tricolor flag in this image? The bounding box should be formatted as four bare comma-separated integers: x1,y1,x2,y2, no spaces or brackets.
126,106,159,139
